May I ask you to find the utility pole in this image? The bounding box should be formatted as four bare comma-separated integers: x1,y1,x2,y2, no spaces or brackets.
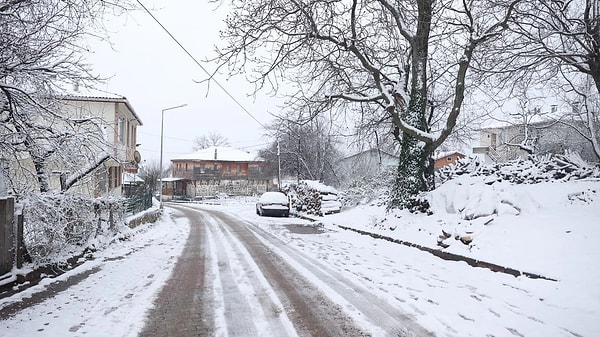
159,103,187,209
277,139,281,191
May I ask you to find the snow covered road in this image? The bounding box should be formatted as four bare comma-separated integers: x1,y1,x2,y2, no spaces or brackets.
159,203,432,336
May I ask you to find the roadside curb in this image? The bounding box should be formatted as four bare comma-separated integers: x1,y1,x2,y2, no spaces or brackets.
0,251,93,300
335,224,557,282
295,211,556,282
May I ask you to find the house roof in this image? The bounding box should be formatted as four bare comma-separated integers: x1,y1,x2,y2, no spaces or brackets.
122,172,144,184
433,151,465,160
480,114,561,131
59,89,143,126
161,177,186,182
174,146,258,162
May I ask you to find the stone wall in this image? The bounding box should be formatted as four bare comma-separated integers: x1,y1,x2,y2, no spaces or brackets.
189,179,269,197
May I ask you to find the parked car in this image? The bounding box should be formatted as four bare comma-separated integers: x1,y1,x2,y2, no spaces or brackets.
256,192,290,217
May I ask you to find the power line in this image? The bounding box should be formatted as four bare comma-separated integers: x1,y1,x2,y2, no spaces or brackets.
135,0,271,132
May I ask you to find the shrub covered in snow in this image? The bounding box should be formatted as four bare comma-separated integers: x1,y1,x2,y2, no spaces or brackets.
284,180,342,216
339,167,396,207
436,153,600,185
20,192,130,266
419,153,600,218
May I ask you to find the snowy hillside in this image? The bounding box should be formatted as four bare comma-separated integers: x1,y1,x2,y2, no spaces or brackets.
321,163,600,335
331,177,600,279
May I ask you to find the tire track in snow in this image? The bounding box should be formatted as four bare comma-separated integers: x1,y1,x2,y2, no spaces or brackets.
203,212,260,336
205,211,298,337
208,210,369,337
178,205,298,337
217,210,436,337
138,205,213,337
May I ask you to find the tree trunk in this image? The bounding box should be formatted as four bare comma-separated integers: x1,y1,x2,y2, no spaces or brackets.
32,156,50,193
389,93,433,208
389,0,433,209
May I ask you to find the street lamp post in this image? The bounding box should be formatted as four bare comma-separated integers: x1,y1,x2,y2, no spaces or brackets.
159,103,187,209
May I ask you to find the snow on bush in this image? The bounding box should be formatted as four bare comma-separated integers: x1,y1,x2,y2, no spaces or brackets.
437,152,600,185
428,176,540,220
21,192,130,266
339,167,396,207
284,180,342,216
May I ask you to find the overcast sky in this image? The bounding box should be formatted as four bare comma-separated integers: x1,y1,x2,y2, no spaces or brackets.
85,1,283,166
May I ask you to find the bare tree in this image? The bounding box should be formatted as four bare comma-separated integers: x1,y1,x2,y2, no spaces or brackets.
193,132,230,150
0,0,134,193
554,75,600,160
259,116,343,186
212,0,524,208
489,0,600,160
138,160,162,196
506,1,600,94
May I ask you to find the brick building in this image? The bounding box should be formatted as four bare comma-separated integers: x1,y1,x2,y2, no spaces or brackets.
168,146,269,199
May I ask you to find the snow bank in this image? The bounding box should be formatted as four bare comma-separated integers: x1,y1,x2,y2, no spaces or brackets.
327,176,600,281
429,175,540,219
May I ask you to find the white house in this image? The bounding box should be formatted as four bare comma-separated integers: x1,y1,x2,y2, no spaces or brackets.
473,118,596,164
337,148,399,184
58,93,143,196
0,91,143,197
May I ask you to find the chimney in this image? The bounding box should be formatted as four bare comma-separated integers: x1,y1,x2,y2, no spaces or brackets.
214,148,218,160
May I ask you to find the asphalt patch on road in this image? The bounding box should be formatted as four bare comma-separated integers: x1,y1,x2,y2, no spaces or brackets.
284,224,326,235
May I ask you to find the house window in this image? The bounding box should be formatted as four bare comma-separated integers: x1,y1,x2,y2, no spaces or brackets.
117,116,125,144
226,165,231,173
447,156,452,162
237,164,241,173
108,166,122,189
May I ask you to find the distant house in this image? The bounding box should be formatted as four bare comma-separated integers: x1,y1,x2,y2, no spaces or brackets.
472,119,596,164
169,146,269,199
337,148,399,183
433,151,466,169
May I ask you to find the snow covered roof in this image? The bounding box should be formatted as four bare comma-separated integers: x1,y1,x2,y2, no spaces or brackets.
302,180,339,194
173,146,258,162
123,172,144,185
480,114,561,131
160,177,185,182
59,87,143,126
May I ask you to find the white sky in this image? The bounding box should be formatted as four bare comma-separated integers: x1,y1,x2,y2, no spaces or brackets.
85,1,284,166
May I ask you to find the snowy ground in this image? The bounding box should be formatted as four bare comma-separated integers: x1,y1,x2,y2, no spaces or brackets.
313,177,600,336
217,177,600,337
0,176,598,336
0,209,190,336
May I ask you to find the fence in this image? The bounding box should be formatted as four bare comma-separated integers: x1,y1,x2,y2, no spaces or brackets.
0,198,27,277
126,192,153,216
